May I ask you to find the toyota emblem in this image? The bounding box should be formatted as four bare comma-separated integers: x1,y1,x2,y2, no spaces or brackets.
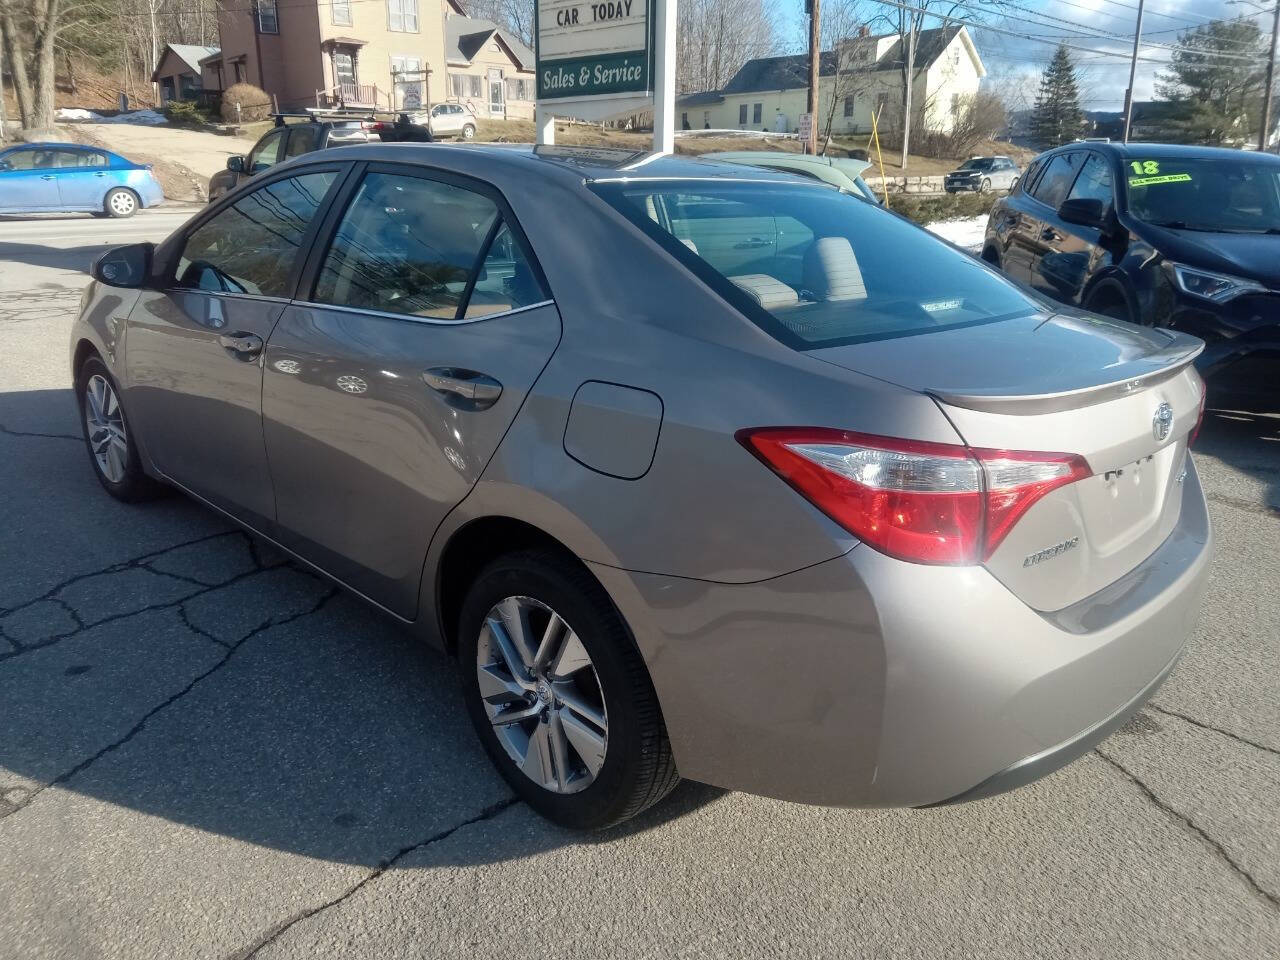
1152,401,1174,442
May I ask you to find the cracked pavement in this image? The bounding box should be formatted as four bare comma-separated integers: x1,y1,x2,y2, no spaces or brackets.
1,213,1278,960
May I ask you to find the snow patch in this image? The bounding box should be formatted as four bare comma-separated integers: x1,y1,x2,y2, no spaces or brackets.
56,108,97,122
57,108,168,126
925,215,988,254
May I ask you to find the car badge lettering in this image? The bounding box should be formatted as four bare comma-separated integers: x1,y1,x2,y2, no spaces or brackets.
1152,401,1174,442
1024,537,1080,567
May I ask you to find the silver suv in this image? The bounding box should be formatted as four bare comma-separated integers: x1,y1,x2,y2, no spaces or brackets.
945,155,1021,193
401,103,477,140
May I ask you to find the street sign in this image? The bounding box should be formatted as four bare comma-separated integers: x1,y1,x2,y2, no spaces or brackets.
536,1,653,101
798,113,813,141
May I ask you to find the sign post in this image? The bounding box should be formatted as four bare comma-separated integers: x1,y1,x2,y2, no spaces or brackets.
534,0,676,153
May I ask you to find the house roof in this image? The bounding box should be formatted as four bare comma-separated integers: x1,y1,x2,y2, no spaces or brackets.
446,16,535,72
153,43,219,80
713,26,974,97
677,91,727,107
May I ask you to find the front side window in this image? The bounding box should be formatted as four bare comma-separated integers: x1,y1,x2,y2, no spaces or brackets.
2,148,54,170
176,171,338,297
255,0,278,33
1030,153,1082,209
247,129,286,173
332,0,352,25
314,172,543,320
1067,153,1113,208
388,0,419,32
1122,156,1280,233
594,181,1038,348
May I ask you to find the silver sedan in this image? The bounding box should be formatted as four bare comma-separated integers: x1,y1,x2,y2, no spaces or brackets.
70,145,1211,829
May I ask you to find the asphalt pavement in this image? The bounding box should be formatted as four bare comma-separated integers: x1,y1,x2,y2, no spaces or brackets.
0,210,1277,960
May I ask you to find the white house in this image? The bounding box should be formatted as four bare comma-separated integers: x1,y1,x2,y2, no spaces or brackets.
678,26,986,137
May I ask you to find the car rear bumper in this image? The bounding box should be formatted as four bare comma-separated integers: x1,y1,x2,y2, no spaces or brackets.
590,456,1212,808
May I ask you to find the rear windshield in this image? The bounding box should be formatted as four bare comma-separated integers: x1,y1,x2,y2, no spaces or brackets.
1123,156,1280,233
592,180,1039,348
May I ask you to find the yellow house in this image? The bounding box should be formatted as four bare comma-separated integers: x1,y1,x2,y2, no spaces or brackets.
209,0,530,116
678,26,986,138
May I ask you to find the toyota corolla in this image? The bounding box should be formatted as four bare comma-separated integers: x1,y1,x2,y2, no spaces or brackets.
70,145,1212,829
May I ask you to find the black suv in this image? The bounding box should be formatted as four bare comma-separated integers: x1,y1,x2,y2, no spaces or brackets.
983,142,1280,398
207,112,377,202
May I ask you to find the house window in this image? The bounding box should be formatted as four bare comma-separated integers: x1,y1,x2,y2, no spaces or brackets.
681,111,688,127
752,102,762,124
388,0,419,32
504,77,532,100
738,104,747,125
255,0,278,34
392,55,424,109
843,96,854,118
234,61,246,83
332,0,352,26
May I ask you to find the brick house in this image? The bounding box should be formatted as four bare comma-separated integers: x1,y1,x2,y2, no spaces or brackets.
209,0,534,119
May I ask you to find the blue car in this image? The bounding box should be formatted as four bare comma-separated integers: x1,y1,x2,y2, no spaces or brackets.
0,142,164,218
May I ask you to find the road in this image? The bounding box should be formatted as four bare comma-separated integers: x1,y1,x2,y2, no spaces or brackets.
1,213,1277,960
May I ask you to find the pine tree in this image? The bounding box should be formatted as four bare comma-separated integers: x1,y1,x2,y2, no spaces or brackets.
1030,45,1084,148
1155,18,1266,144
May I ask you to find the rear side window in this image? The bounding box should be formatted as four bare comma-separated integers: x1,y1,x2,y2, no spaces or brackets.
313,172,545,320
1067,153,1114,207
286,124,319,158
1031,153,1082,209
594,181,1038,348
176,171,338,296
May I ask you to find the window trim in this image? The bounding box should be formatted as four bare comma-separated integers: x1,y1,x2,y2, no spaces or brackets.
157,162,355,300
1026,150,1086,212
387,0,420,33
295,160,554,324
1065,150,1115,209
331,0,353,26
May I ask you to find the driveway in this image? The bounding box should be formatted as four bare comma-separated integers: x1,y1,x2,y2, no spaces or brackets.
1,213,1277,959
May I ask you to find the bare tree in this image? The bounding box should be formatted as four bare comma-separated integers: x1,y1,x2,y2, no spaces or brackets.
676,0,779,94
817,0,872,151
464,0,534,48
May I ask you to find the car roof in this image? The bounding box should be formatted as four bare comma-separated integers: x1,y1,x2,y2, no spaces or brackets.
1046,141,1280,163
310,142,821,186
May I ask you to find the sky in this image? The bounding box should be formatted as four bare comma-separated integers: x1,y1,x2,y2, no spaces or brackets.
778,0,1277,112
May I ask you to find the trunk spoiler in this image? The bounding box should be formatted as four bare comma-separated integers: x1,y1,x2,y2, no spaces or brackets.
929,330,1204,415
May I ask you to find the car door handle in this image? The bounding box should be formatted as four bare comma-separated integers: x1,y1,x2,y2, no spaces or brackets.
93,171,107,177
218,332,264,357
423,367,503,409
734,238,771,249
40,174,56,180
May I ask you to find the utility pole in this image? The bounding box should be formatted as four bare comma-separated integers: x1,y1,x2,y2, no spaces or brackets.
1261,1,1279,151
1122,0,1146,143
807,0,821,155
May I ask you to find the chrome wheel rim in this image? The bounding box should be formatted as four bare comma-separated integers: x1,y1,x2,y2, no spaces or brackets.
109,191,135,216
84,374,128,483
476,596,607,794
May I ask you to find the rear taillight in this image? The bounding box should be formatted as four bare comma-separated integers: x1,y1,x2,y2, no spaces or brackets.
738,428,1090,565
1190,376,1207,447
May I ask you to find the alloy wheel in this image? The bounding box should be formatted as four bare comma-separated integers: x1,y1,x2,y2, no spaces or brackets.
476,596,608,794
84,374,128,483
109,191,136,216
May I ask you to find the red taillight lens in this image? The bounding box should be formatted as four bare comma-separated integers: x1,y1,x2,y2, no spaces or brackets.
738,428,1090,565
1189,376,1207,447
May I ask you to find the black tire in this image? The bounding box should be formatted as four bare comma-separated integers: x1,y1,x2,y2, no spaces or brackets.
104,187,138,219
1085,284,1136,324
76,356,165,502
457,549,679,829
461,123,476,141
981,245,1001,268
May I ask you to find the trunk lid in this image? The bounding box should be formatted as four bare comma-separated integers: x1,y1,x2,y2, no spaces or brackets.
811,311,1205,611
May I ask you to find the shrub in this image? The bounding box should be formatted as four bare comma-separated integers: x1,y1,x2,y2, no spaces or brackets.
892,191,1000,226
163,99,213,128
220,83,272,123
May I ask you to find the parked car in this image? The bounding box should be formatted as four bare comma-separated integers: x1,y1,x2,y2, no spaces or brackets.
370,112,435,143
0,143,163,218
405,102,477,140
207,112,376,202
73,146,1211,829
705,151,882,204
982,142,1280,401
944,156,1020,193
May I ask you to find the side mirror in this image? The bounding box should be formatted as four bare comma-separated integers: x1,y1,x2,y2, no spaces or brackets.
226,155,245,173
1058,197,1108,230
92,242,153,288
0,159,11,172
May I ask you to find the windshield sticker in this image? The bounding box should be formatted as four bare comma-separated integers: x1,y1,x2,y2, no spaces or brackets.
1129,161,1161,175
1128,173,1193,187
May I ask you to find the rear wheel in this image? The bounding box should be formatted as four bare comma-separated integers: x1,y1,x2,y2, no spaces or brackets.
104,187,138,219
76,357,164,501
1085,283,1136,324
981,245,1001,268
461,123,476,141
458,550,679,829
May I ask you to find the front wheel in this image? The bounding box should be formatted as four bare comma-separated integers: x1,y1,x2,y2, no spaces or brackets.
76,357,165,501
979,178,991,193
104,187,138,219
458,550,679,829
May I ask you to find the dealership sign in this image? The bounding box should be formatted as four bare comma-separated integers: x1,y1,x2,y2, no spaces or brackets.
536,0,653,101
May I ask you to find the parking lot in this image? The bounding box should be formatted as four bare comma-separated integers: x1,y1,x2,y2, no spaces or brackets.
1,210,1277,959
